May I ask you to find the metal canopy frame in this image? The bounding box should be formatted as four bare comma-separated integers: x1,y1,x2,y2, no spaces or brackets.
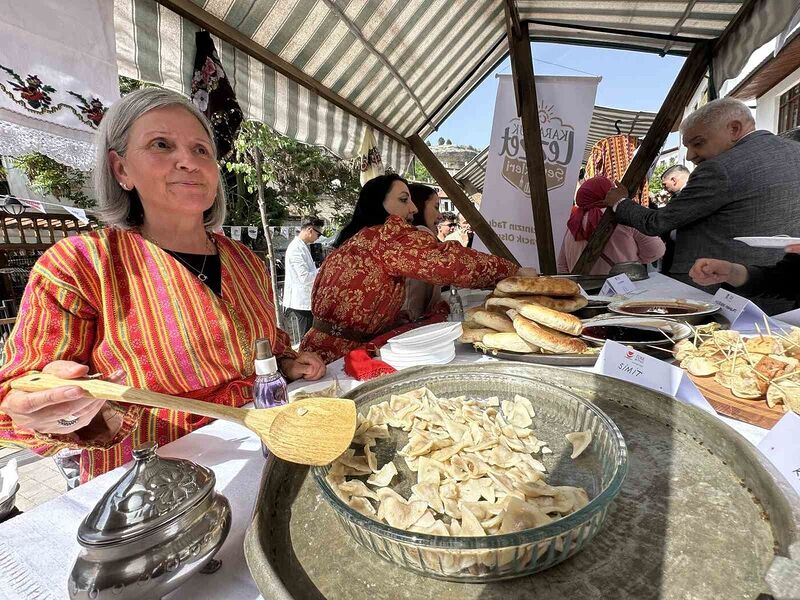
149,0,764,272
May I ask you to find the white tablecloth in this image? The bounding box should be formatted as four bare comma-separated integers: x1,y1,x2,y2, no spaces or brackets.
0,274,770,599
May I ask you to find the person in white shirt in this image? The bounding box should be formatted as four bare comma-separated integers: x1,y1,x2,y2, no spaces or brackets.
283,217,324,337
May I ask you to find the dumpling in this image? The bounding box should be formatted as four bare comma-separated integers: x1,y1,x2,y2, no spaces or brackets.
367,462,398,487
565,430,592,459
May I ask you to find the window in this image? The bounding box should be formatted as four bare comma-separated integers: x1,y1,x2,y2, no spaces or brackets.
778,83,800,133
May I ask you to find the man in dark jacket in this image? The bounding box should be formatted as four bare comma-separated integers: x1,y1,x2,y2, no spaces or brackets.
603,97,800,314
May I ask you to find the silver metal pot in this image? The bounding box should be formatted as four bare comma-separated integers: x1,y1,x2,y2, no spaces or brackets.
68,442,231,600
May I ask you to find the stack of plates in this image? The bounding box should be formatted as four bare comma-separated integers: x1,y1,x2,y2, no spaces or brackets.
379,322,462,370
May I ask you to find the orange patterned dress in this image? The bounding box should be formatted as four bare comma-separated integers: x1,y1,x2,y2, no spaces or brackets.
300,216,517,363
0,228,295,482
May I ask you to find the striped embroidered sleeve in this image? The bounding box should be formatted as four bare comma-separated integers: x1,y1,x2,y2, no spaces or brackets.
379,217,518,289
0,251,139,455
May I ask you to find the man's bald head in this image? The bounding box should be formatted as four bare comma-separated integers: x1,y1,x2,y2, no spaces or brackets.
680,98,755,165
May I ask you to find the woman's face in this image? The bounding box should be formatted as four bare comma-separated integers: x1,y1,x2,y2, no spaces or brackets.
109,105,218,224
423,194,441,231
382,181,417,222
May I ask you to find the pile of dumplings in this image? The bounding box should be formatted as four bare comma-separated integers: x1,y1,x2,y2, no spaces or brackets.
325,387,592,544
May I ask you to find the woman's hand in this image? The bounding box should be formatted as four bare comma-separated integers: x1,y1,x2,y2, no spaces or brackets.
786,244,800,254
689,258,749,287
0,361,125,435
279,352,326,382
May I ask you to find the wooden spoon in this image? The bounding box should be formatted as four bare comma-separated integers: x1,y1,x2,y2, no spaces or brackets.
11,372,357,466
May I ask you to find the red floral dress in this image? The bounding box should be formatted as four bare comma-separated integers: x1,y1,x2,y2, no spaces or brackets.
300,216,517,363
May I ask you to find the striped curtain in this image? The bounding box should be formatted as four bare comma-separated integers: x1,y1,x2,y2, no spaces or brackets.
114,0,413,172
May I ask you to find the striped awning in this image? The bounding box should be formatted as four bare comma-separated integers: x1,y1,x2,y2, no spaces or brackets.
115,0,791,172
454,104,657,193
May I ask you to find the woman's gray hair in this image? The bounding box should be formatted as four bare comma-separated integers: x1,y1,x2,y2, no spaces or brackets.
679,97,755,134
93,87,226,230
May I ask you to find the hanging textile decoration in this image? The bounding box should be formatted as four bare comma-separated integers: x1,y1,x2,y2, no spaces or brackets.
0,0,118,171
357,128,384,186
191,31,244,161
584,135,649,206
247,226,258,240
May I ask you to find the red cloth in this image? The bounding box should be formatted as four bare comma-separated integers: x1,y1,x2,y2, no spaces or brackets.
342,313,447,381
344,349,396,381
566,176,614,241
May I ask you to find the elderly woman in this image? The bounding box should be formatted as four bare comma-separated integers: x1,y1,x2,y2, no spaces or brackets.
300,174,531,363
0,88,325,482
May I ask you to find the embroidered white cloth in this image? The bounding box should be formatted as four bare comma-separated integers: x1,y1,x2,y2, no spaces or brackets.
0,0,119,170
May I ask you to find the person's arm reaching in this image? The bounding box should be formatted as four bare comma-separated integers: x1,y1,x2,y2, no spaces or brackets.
608,161,731,236
689,253,800,301
379,217,519,288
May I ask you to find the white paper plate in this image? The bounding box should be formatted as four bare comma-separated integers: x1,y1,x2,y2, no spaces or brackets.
380,344,456,369
734,236,800,248
387,322,462,348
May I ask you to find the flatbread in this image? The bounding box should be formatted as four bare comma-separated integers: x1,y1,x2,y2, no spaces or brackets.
513,315,587,354
472,309,515,333
459,327,496,343
481,332,538,353
522,295,587,313
463,306,483,327
517,303,583,336
496,276,580,297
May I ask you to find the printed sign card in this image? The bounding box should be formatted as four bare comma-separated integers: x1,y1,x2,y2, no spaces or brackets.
599,274,637,297
713,289,783,333
757,411,800,495
594,340,715,414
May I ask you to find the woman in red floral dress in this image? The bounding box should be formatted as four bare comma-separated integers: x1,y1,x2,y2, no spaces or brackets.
300,175,529,363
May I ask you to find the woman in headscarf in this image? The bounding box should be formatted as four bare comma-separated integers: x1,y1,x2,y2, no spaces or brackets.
557,176,665,275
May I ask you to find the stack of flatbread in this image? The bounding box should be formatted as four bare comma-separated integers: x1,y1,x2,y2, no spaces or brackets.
459,275,591,355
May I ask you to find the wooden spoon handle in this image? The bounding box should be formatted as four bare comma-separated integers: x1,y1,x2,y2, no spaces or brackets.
10,372,247,425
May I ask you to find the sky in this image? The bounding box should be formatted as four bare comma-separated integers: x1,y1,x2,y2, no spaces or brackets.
426,42,686,150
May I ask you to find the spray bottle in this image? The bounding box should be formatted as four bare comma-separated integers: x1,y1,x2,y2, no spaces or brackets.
253,337,288,457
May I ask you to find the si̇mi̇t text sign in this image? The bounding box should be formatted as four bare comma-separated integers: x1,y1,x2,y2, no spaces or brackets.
474,74,600,269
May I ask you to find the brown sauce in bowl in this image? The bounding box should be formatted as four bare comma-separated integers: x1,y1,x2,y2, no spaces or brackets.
582,325,669,343
620,304,699,316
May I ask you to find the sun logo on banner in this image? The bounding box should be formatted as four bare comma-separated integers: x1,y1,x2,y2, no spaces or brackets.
497,105,576,195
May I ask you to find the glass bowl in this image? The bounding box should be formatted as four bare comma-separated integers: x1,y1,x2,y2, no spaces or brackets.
312,368,628,582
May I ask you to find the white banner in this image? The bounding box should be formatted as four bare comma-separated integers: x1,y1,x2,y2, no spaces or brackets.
230,226,242,241
475,75,599,269
247,225,258,239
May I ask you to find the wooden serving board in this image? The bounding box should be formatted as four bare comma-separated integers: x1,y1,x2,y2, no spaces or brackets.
688,373,784,429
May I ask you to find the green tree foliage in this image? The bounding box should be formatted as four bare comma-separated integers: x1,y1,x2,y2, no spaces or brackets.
648,158,676,193
413,159,434,183
225,121,360,227
11,153,94,208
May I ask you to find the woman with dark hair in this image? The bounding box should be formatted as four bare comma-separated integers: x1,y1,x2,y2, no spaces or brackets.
403,183,445,320
300,175,529,363
409,182,441,232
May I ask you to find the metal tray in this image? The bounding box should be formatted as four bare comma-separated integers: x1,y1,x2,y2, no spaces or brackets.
245,364,800,600
471,345,599,367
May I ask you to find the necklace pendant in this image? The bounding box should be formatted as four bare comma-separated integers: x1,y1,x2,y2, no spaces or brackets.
198,273,208,282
